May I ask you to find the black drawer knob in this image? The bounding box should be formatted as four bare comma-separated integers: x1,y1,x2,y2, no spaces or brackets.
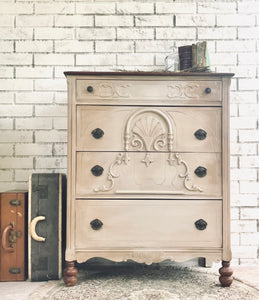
87,86,93,93
90,219,103,230
195,219,207,230
205,87,211,94
194,129,207,140
91,128,104,139
91,165,104,176
194,166,207,177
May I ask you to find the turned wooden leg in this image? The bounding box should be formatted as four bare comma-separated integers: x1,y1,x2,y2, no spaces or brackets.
219,260,233,287
63,261,78,287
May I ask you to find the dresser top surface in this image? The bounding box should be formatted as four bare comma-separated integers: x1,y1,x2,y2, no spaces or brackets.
64,71,234,77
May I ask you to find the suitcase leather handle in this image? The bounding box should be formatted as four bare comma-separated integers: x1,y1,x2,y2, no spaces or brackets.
2,224,14,252
30,216,46,242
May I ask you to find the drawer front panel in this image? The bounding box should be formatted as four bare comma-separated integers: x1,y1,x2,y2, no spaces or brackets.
75,200,222,249
76,152,222,198
77,106,221,153
76,79,222,104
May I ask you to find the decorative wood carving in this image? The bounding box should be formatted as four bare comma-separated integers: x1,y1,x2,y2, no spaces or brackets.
94,83,131,98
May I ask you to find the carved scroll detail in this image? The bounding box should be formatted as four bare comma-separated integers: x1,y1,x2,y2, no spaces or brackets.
175,153,203,192
95,83,131,98
167,83,199,99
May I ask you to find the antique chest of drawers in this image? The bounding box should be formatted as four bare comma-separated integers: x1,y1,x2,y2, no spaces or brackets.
63,71,234,287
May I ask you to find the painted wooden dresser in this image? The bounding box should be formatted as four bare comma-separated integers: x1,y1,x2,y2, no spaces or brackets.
63,71,234,287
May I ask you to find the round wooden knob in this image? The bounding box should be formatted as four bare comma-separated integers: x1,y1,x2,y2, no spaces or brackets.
87,86,93,93
195,219,207,230
91,165,104,176
194,166,207,177
90,219,103,230
194,129,207,140
205,87,211,94
91,128,104,139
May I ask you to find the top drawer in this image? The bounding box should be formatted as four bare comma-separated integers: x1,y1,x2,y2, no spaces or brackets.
76,79,222,105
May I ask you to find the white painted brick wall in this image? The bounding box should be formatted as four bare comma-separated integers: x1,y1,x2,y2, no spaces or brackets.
0,0,258,265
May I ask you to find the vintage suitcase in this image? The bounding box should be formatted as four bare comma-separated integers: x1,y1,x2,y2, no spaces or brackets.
0,190,28,281
28,173,66,281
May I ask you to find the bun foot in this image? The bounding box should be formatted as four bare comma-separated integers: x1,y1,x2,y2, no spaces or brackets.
219,261,233,287
63,261,78,287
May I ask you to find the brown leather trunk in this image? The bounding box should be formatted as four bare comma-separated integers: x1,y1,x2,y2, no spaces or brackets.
0,191,28,281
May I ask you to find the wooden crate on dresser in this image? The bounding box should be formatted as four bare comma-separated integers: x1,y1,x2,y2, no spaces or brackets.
63,71,234,287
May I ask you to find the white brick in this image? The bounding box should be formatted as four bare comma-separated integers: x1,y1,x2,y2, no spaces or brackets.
156,2,196,14
16,92,54,104
55,67,87,79
239,79,259,91
0,118,13,129
230,117,257,129
231,233,239,246
16,15,53,27
0,16,14,27
136,15,173,27
1,157,33,168
117,28,154,40
241,208,259,220
15,169,32,182
0,170,12,182
35,105,67,117
0,183,27,192
217,40,255,53
231,220,257,233
16,41,53,53
239,27,259,39
118,54,153,66
76,54,116,66
231,181,239,195
238,2,259,13
35,130,67,143
77,28,116,40
96,41,134,53
238,53,259,65
230,129,237,142
0,79,32,91
76,3,115,14
55,92,67,104
231,168,257,181
96,16,133,27
239,130,259,142
53,118,67,130
230,156,238,168
16,67,52,79
198,2,236,13
176,15,215,27
230,92,257,104
231,207,239,220
240,182,259,194
0,67,13,78
55,15,93,27
55,40,93,53
16,117,52,130
117,3,153,14
0,92,14,104
0,28,33,40
231,143,257,155
210,53,236,66
156,28,196,40
35,54,74,66
230,104,238,117
35,3,74,14
35,28,74,40
198,28,236,40
239,104,259,116
231,194,258,207
0,41,13,52
35,79,66,91
0,3,33,14
232,246,257,258
0,144,13,155
241,233,259,245
16,143,52,156
0,105,32,117
136,41,171,53
217,14,255,26
225,66,256,78
36,157,67,169
0,54,32,66
53,143,67,156
240,156,259,168
240,259,259,265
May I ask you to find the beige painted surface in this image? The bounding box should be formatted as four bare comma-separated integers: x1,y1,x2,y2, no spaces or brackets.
75,200,222,249
65,73,232,265
77,106,221,152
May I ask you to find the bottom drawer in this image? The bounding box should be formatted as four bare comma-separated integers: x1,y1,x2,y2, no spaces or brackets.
75,200,222,250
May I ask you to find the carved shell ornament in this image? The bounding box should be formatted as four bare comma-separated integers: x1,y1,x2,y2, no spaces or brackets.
94,108,203,193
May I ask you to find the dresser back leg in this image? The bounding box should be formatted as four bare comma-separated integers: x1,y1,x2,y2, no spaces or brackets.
63,261,78,287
